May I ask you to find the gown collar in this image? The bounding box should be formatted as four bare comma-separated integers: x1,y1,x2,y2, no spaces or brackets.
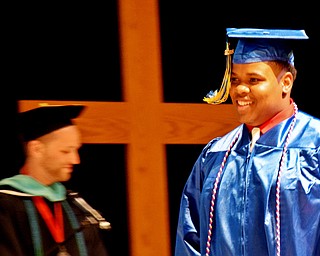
0,174,66,201
246,99,295,135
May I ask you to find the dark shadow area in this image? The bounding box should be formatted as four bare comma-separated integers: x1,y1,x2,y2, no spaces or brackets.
5,2,122,102
1,98,25,178
66,144,128,256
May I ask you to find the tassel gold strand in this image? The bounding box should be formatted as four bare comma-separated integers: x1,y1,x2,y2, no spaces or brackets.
203,43,234,105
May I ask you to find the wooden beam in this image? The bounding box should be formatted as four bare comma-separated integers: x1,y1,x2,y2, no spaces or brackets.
117,0,170,254
19,100,239,145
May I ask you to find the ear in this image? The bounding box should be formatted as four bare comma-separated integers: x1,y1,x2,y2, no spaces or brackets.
281,72,293,93
27,140,44,156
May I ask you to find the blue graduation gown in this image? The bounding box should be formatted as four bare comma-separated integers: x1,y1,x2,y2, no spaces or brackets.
175,111,320,256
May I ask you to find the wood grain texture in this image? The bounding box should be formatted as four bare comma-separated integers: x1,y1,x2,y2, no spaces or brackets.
19,100,239,144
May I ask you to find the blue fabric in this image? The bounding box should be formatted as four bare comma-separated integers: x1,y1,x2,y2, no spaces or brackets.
226,28,308,39
226,28,308,65
175,111,320,256
232,38,295,65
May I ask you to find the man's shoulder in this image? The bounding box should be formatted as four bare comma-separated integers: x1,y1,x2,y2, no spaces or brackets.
0,187,30,212
297,111,320,123
0,184,34,197
296,111,320,135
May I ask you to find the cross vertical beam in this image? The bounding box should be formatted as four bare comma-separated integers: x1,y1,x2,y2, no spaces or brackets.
117,0,171,256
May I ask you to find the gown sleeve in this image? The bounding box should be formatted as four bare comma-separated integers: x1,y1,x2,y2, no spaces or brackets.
0,194,27,256
174,144,211,256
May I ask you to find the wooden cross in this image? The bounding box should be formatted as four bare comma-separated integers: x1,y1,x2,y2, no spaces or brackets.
18,0,239,255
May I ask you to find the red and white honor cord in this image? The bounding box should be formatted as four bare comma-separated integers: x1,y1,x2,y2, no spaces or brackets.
205,103,298,256
275,102,297,256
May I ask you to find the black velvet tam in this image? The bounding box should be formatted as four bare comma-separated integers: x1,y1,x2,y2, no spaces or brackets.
18,104,85,141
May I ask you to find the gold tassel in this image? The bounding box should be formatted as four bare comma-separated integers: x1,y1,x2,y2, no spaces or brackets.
203,43,234,105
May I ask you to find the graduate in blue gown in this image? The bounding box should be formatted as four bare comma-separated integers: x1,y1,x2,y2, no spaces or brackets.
174,28,320,256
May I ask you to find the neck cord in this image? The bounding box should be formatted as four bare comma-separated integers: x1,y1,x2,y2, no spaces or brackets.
24,198,88,255
205,103,298,256
33,197,64,243
275,102,298,255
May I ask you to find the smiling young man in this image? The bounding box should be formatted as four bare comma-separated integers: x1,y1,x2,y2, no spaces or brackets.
174,28,320,256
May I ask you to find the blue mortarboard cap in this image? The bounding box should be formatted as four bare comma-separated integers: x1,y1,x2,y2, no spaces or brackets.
203,28,309,105
227,28,308,65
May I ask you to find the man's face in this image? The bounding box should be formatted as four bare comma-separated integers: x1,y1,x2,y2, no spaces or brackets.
39,125,82,184
229,61,289,126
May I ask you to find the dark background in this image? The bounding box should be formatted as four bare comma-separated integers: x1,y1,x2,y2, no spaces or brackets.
3,3,318,256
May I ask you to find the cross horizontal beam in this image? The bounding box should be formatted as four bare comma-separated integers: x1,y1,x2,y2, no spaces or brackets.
19,100,239,144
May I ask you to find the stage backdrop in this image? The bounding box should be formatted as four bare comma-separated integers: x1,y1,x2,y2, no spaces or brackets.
4,2,318,256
